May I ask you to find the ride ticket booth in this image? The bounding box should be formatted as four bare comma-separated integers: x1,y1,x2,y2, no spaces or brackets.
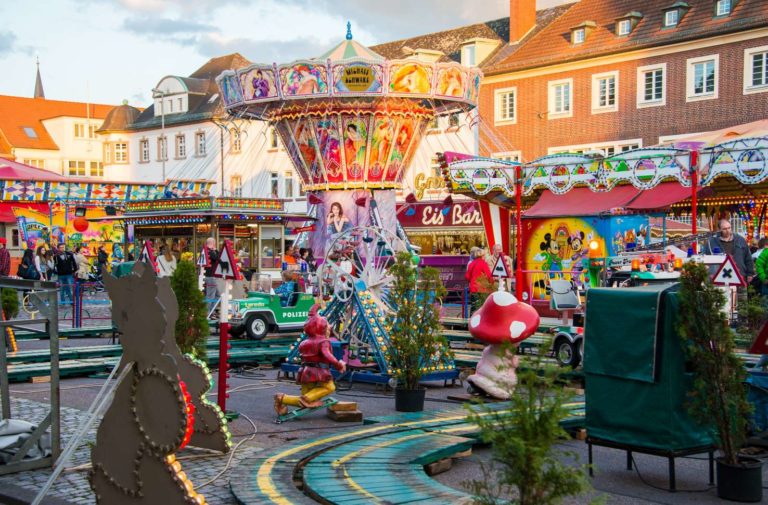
118,197,310,279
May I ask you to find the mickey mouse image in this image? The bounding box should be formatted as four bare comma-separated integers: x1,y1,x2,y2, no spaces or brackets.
539,233,562,275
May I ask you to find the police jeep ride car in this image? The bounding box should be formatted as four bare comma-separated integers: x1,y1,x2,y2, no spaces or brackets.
228,289,315,340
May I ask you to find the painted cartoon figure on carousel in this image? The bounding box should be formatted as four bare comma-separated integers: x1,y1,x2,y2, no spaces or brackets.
274,305,346,415
466,289,540,399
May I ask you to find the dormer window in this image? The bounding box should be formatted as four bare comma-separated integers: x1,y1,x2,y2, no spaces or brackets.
615,12,642,36
662,2,689,28
462,45,476,66
664,10,679,26
715,0,732,16
570,21,596,45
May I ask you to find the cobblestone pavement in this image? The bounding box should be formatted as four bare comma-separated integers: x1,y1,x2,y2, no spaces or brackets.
0,396,260,505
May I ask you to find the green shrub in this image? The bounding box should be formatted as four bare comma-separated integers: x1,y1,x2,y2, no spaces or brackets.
2,288,19,319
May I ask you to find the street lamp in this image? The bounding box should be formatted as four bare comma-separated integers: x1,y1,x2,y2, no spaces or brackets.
151,88,167,182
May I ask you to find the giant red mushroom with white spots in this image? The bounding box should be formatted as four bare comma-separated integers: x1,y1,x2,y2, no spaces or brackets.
466,291,540,399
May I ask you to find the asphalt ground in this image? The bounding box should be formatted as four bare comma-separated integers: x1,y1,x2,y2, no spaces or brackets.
5,334,768,504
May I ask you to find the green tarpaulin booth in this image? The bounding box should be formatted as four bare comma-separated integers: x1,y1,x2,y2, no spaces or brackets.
584,284,713,451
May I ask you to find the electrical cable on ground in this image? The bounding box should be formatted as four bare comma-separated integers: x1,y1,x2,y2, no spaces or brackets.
196,411,258,489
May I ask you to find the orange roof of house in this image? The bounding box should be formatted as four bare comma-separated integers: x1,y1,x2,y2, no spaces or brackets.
484,0,768,75
0,95,118,151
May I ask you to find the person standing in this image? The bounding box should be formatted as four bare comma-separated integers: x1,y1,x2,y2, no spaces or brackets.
0,238,10,277
486,243,514,291
54,243,78,304
704,219,755,281
466,247,492,312
158,245,178,278
96,245,108,278
203,237,220,311
74,246,90,282
35,245,50,281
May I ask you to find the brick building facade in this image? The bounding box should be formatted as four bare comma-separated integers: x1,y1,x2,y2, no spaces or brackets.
480,0,768,160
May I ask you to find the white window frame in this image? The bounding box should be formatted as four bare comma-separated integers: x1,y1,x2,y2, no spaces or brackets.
636,63,667,108
195,131,206,156
269,127,279,149
686,54,719,102
175,134,186,159
715,0,731,16
230,174,243,197
113,142,128,163
89,161,103,177
74,123,85,138
68,160,86,177
548,78,573,119
591,71,619,114
572,28,585,44
462,44,476,67
158,136,168,161
743,45,768,95
494,86,517,125
617,19,631,36
269,171,279,198
548,139,642,156
230,128,241,154
664,9,679,27
139,138,150,163
492,151,522,163
285,170,295,198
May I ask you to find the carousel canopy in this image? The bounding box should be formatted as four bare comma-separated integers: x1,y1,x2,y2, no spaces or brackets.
0,157,67,181
216,28,481,192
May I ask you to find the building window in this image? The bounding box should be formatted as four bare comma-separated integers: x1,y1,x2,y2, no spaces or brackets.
270,172,279,198
427,117,439,131
88,125,98,138
572,28,585,44
90,161,103,177
103,143,111,164
175,135,186,159
617,19,631,36
744,45,768,94
74,124,85,138
68,160,86,176
637,64,666,107
664,9,679,27
492,151,522,163
231,175,243,197
687,55,719,101
23,127,37,139
592,72,618,113
195,132,206,156
548,139,642,156
158,136,168,161
548,79,573,118
494,87,517,124
177,97,183,111
715,0,731,16
139,139,150,162
462,45,476,66
23,159,45,168
269,127,279,149
448,113,460,128
285,171,294,198
114,142,128,163
230,128,241,154
11,229,19,248
168,99,174,113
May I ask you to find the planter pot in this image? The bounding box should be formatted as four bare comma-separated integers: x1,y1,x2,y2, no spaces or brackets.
394,387,426,412
716,457,763,502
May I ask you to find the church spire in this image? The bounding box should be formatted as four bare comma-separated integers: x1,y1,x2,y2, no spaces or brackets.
34,57,45,99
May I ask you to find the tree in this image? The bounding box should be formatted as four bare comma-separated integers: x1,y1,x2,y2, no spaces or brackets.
387,251,451,390
465,345,595,505
677,262,751,465
170,260,208,358
2,288,19,319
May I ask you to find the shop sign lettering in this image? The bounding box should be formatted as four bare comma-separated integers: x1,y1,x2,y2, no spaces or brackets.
399,202,481,228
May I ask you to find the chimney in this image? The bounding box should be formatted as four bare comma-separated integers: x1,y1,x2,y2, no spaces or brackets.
509,0,536,44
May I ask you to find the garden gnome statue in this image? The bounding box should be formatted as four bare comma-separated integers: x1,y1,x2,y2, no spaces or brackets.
274,304,346,415
466,290,540,399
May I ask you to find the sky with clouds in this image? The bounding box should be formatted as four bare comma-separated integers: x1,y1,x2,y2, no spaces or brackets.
0,0,571,106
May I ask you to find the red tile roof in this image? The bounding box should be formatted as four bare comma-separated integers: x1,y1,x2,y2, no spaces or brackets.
483,0,768,75
0,95,117,151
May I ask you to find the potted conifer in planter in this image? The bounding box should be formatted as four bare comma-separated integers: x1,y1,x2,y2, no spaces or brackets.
387,251,449,412
677,262,762,502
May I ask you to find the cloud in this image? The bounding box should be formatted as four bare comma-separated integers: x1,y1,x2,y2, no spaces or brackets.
0,30,33,58
115,0,249,14
196,34,326,63
122,16,215,35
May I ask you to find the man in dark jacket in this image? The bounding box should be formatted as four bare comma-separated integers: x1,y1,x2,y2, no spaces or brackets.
0,238,10,277
704,219,755,281
54,243,78,304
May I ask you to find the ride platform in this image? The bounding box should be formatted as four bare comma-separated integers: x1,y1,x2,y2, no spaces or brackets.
230,399,585,505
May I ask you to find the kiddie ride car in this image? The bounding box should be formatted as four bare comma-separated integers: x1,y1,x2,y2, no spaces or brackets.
228,288,315,340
